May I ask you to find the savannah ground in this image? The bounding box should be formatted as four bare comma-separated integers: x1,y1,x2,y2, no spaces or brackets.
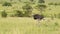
0,17,60,34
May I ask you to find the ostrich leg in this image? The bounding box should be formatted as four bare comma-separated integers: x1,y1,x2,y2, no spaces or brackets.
37,19,41,26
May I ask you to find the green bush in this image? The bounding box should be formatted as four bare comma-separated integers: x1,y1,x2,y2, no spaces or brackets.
38,0,45,3
35,4,47,15
1,10,7,17
2,2,12,6
23,11,31,17
9,13,15,17
22,4,33,17
14,10,23,17
48,3,54,5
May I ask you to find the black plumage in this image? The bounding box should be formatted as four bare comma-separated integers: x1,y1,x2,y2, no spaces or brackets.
33,14,44,20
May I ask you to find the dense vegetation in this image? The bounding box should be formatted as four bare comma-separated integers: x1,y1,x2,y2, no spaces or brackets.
0,0,60,18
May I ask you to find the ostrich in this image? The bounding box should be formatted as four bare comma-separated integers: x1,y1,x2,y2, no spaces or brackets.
33,14,44,20
33,14,44,26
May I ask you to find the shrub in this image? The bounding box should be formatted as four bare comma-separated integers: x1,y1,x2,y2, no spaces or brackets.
14,10,23,17
23,11,32,17
9,13,15,17
1,10,7,17
2,2,12,6
54,3,58,6
38,0,45,3
48,3,54,5
35,4,47,15
22,4,33,17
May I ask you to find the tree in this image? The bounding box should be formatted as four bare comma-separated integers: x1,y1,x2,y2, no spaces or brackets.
22,4,33,17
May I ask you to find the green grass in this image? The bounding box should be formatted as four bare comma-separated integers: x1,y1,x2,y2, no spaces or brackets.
0,17,60,34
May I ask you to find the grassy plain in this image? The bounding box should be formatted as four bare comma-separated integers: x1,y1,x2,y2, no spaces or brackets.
0,17,60,34
0,0,60,34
